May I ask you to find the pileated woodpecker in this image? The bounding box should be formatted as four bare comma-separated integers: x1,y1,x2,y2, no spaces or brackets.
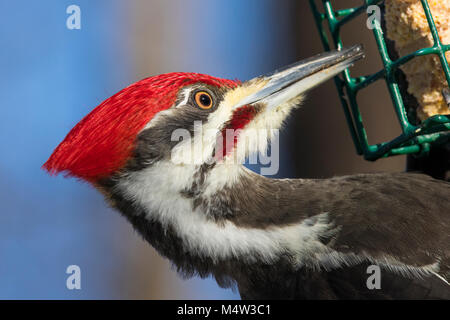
44,45,450,299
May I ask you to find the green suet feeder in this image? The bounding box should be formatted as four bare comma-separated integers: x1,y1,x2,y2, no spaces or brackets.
309,0,450,161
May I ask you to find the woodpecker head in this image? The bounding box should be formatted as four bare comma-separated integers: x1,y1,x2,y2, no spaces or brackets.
44,46,363,188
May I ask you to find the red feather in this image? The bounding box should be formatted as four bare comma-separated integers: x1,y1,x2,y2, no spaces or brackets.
219,105,258,159
43,73,238,182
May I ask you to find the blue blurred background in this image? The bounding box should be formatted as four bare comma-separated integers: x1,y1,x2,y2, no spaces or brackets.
0,0,404,299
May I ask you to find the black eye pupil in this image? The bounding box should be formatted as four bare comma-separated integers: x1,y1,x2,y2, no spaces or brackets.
200,94,211,106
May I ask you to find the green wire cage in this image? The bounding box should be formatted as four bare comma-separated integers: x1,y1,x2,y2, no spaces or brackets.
309,0,450,161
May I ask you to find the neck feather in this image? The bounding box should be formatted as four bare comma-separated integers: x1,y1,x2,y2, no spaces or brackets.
100,161,336,278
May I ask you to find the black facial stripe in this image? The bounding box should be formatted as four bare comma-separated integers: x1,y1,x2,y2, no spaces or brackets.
122,108,207,172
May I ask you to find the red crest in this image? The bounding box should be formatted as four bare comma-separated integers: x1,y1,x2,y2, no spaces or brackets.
43,73,238,182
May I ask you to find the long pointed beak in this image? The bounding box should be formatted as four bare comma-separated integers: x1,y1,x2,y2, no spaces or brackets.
235,45,364,110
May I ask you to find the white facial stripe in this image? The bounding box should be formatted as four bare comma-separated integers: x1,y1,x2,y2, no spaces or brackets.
174,87,194,108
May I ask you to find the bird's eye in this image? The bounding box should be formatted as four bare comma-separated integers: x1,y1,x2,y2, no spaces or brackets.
194,91,213,110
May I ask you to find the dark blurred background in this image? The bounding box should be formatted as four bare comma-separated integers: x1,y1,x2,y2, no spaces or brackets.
0,0,404,299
